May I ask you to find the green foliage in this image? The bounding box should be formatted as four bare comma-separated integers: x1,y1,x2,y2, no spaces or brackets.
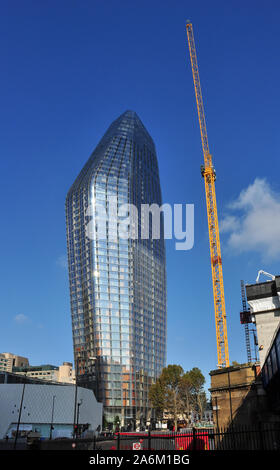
160,364,184,389
149,364,207,428
148,380,165,419
103,415,109,429
231,361,240,366
113,415,121,429
187,367,205,395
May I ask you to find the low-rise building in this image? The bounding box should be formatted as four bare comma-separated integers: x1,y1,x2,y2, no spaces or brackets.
58,362,75,384
13,362,75,384
0,353,29,372
0,379,102,439
0,353,75,384
0,354,12,373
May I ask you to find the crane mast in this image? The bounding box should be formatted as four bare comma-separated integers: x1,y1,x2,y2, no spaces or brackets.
186,22,229,368
240,280,252,363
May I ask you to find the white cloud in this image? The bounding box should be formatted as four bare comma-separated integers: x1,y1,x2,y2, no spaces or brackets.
220,178,280,260
220,215,240,234
56,254,68,270
14,314,29,324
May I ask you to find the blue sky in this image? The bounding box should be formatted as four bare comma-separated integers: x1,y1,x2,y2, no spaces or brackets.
1,0,280,392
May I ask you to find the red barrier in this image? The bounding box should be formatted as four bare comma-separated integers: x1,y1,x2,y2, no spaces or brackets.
175,432,209,450
114,431,209,451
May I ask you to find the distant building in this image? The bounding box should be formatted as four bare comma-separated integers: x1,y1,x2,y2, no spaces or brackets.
57,361,76,384
0,353,29,372
189,406,213,425
0,354,12,373
162,407,213,429
13,362,75,385
0,353,75,384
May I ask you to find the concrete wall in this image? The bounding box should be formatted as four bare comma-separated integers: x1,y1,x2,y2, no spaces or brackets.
246,278,280,367
254,310,280,366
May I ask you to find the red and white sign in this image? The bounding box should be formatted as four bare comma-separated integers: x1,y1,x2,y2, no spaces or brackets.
132,442,142,450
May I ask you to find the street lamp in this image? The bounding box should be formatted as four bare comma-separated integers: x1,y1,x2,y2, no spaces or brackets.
73,352,97,438
49,395,56,440
73,351,83,438
14,372,27,450
76,399,83,437
212,396,220,430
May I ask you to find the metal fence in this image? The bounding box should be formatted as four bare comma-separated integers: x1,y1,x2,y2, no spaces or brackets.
208,423,280,451
113,424,280,451
1,423,280,451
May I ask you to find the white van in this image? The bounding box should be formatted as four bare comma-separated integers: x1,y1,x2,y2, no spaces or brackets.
52,429,73,440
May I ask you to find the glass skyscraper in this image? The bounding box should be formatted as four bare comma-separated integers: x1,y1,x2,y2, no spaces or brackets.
66,110,166,427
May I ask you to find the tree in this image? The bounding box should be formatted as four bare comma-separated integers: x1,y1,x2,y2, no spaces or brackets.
187,367,206,419
148,379,165,422
113,415,121,432
158,365,184,432
231,361,240,367
149,365,207,429
178,373,193,424
103,415,109,430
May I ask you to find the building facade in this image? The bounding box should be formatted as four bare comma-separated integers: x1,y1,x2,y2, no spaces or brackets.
13,362,75,384
0,354,75,384
66,110,167,426
0,354,13,372
262,320,280,413
0,353,29,372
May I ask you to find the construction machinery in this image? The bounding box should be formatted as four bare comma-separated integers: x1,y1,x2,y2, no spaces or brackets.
240,280,252,363
186,22,229,368
256,270,275,283
240,280,259,363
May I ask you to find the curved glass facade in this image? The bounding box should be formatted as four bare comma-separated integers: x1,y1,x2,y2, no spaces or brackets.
66,111,166,427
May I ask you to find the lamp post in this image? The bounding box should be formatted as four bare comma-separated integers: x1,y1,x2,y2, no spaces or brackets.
73,352,96,438
214,396,219,430
77,399,83,437
124,388,128,430
73,352,82,438
227,370,233,423
14,373,27,450
49,395,56,440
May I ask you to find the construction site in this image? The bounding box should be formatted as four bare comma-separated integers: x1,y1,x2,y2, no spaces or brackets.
185,22,280,432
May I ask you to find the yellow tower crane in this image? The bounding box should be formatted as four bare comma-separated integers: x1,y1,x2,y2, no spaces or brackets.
186,22,230,368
